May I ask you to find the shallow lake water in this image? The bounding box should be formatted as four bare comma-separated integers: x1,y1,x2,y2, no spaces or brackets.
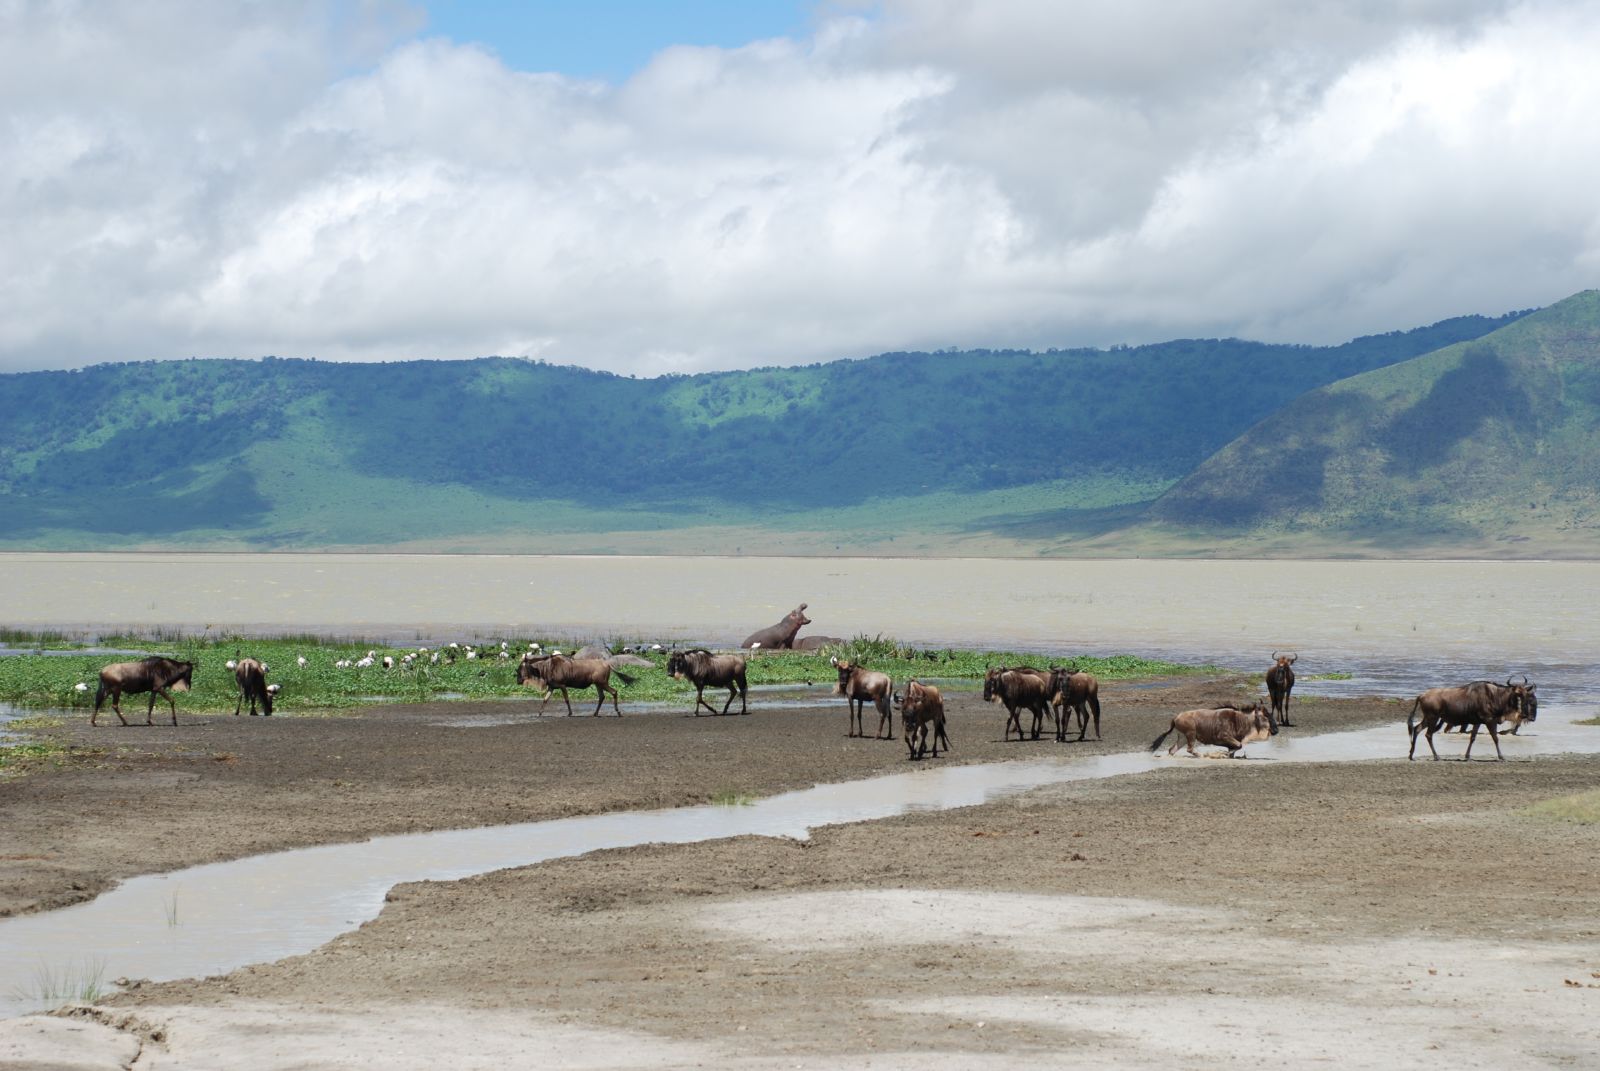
3,553,1597,1018
2,704,1595,1019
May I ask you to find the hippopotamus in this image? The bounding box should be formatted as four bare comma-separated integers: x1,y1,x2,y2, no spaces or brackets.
740,604,811,649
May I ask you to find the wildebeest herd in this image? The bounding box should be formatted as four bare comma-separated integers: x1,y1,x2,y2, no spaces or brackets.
84,604,1543,764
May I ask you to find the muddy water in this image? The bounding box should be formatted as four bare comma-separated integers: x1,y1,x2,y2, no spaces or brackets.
3,706,1597,1019
2,553,1595,676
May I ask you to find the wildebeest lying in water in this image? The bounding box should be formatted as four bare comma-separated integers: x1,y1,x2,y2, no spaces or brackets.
93,657,196,726
742,604,811,649
1406,677,1533,761
233,657,273,717
518,653,635,716
983,666,1053,741
831,657,893,738
666,649,749,716
1150,702,1276,758
1047,666,1102,742
894,679,949,760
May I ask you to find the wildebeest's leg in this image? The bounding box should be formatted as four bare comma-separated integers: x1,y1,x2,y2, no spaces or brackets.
1216,733,1245,757
1424,719,1441,760
561,687,576,716
608,682,623,716
736,673,748,715
1004,702,1022,741
235,687,245,717
718,683,738,716
1463,722,1480,760
1180,731,1200,757
692,684,714,716
877,695,892,739
1280,691,1293,727
1486,721,1504,760
145,690,158,726
935,718,950,755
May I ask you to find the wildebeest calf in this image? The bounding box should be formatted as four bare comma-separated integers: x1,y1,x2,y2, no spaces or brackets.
894,679,949,760
233,657,273,717
1150,702,1276,758
93,657,196,727
832,657,893,739
666,649,749,716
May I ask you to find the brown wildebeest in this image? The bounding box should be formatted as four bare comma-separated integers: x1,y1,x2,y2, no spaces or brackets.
1047,666,1102,742
1406,677,1532,761
1150,702,1276,758
831,657,893,739
983,666,1053,741
93,657,196,727
1266,652,1298,727
741,604,811,649
233,657,273,717
517,653,635,716
666,649,749,716
894,679,949,760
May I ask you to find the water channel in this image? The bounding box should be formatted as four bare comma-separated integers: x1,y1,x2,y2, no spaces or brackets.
3,703,1596,1019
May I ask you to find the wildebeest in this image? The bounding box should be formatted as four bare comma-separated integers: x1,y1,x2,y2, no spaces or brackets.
1150,702,1276,758
92,657,196,727
1047,666,1102,742
831,657,893,738
666,649,749,716
1406,677,1533,761
894,679,949,760
742,604,811,650
1266,652,1298,727
517,653,635,716
983,666,1053,742
233,657,273,717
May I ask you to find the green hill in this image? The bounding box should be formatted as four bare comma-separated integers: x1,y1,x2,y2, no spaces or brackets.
1131,290,1600,556
0,307,1535,553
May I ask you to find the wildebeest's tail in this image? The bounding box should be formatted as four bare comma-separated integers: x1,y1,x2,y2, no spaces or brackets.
1149,722,1174,752
93,680,107,712
1405,697,1421,737
613,668,637,686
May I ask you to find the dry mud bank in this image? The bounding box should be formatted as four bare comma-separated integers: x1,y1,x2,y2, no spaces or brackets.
5,679,1598,1069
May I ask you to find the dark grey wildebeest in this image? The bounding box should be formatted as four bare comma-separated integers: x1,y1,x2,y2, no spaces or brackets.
894,678,949,760
1150,702,1276,758
832,657,893,739
1406,678,1533,761
233,657,273,717
1266,652,1298,727
666,649,749,716
518,653,635,716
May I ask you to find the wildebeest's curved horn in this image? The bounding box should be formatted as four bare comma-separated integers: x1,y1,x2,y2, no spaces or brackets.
1272,651,1280,660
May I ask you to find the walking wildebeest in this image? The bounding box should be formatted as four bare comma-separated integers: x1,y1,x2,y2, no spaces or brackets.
1047,666,1102,742
93,657,196,727
233,657,273,717
831,657,893,739
742,604,811,649
983,666,1053,742
1150,702,1276,758
666,649,749,716
1406,677,1533,761
1266,652,1298,727
894,679,949,760
517,653,635,716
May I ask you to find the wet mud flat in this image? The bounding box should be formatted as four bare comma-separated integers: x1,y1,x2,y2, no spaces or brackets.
5,679,1599,1068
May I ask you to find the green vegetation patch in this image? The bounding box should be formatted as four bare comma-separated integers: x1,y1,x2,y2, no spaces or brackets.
0,633,1212,716
1518,788,1600,824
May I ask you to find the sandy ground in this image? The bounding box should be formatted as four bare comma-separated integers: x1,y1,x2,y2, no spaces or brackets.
4,677,1599,1068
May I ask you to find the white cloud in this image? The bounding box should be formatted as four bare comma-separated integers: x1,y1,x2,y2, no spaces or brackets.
1,0,1597,375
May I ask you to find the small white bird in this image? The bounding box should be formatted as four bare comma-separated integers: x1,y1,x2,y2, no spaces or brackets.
430,653,439,664
449,642,459,650
529,643,541,651
466,650,478,660
551,649,563,657
74,681,89,692
296,656,308,669
650,644,663,652
225,659,237,670
382,656,395,669
265,683,281,696
355,656,374,668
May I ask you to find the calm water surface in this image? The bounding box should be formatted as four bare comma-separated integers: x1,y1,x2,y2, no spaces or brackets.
3,553,1597,696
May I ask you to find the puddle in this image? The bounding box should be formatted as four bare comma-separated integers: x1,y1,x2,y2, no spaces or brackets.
1,706,1596,1019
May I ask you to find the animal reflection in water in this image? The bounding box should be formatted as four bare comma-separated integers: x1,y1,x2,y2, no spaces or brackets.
1150,703,1276,758
93,657,196,726
517,653,635,716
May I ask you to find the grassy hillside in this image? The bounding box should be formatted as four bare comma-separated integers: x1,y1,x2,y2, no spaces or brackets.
0,308,1531,552
1134,290,1600,555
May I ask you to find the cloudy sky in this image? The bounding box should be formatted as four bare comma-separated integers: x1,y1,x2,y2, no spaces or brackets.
3,0,1597,376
